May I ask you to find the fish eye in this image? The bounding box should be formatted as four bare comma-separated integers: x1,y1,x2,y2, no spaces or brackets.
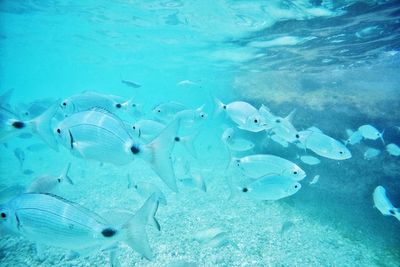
201,114,204,118
339,151,343,154
389,210,395,215
134,185,138,189
294,185,298,188
62,102,67,106
56,128,61,134
295,134,300,139
57,178,61,183
254,119,258,123
115,103,122,108
0,212,6,219
242,187,248,192
293,171,298,175
132,126,136,130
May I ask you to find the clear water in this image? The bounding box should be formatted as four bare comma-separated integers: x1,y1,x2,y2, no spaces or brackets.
1,0,400,266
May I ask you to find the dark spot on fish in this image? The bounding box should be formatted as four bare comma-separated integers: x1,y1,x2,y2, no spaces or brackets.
115,103,122,109
174,136,180,142
132,126,136,130
223,105,227,110
242,187,248,192
134,185,138,189
57,128,61,134
68,131,74,149
12,121,25,129
295,134,300,139
130,145,140,154
157,109,161,113
62,102,67,106
132,104,136,107
24,112,29,116
254,119,258,123
57,178,61,183
275,119,281,123
0,212,6,219
339,151,343,154
389,210,395,215
102,228,117,237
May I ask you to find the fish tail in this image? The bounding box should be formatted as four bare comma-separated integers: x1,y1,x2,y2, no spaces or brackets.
61,162,73,185
27,102,60,151
143,118,180,192
120,194,160,260
213,97,225,118
380,129,385,145
178,131,200,159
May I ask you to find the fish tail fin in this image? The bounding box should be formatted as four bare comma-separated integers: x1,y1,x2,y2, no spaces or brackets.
120,194,160,260
61,162,73,185
0,88,14,107
380,129,385,145
143,118,180,192
213,97,225,118
28,102,59,151
178,131,200,158
285,109,296,122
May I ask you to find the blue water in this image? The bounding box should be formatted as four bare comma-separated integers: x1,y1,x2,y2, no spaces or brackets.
1,0,400,266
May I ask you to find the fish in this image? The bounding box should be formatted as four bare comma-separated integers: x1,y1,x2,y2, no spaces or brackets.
13,148,25,169
221,128,254,152
363,147,381,160
121,80,141,88
132,181,167,205
175,105,208,128
358,124,384,144
297,130,351,160
344,129,362,146
299,155,321,165
131,119,166,142
373,186,400,221
280,221,295,236
386,143,400,156
0,193,160,260
178,173,207,192
309,175,320,185
0,102,59,150
26,163,73,193
55,109,180,192
0,185,26,203
238,175,301,201
232,154,306,181
270,134,289,148
260,105,298,143
177,80,198,86
60,91,132,116
152,101,187,123
214,99,266,132
17,98,55,119
192,228,236,248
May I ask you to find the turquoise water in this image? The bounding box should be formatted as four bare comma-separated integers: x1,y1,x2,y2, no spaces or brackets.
1,0,400,266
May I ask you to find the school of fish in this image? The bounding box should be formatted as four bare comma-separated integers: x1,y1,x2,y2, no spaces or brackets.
0,88,399,265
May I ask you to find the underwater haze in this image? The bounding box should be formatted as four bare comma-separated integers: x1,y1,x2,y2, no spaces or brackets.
1,0,400,266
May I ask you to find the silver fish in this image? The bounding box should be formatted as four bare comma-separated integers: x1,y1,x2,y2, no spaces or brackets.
55,109,179,192
0,193,160,260
26,163,73,193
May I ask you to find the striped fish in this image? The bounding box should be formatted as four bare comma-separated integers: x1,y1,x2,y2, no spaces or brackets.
0,193,159,260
